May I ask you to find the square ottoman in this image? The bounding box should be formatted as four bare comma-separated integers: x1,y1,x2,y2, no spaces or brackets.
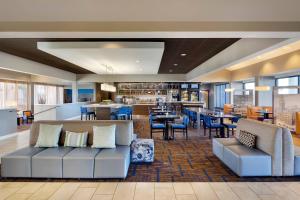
32,147,73,178
1,147,45,177
94,146,130,178
131,139,154,163
63,148,100,178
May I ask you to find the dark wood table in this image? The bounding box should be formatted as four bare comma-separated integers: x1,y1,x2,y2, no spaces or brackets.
256,111,273,119
155,114,180,140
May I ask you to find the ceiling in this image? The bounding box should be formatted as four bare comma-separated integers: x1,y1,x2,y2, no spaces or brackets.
0,38,239,74
37,41,164,75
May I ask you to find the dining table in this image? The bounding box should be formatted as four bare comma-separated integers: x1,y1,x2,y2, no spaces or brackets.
209,114,236,138
155,114,180,140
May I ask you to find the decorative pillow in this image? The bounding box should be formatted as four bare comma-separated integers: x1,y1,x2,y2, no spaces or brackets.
64,131,88,147
92,125,116,148
239,130,257,148
35,124,63,147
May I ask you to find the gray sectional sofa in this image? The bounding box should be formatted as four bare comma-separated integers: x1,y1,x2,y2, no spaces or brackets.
213,119,283,176
1,120,133,179
213,118,300,177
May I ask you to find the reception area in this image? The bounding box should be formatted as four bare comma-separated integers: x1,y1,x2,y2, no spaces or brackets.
1,1,300,200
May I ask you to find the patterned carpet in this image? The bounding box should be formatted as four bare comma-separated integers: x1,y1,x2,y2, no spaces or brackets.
1,116,300,182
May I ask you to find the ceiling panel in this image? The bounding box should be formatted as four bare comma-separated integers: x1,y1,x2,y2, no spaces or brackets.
0,38,239,74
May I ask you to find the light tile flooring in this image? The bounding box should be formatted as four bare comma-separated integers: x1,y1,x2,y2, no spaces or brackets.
1,181,300,200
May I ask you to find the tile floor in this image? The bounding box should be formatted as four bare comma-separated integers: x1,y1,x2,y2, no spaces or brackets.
1,181,300,200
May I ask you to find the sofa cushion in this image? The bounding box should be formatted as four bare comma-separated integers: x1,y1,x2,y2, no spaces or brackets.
1,147,45,177
63,148,100,178
35,124,63,147
294,146,300,175
238,130,256,148
32,147,73,178
212,138,239,161
223,145,272,176
94,146,130,178
64,131,88,147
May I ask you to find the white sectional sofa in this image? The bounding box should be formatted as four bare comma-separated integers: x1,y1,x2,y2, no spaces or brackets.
213,119,283,176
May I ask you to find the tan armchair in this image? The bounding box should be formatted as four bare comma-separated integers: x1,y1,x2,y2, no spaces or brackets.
296,112,300,135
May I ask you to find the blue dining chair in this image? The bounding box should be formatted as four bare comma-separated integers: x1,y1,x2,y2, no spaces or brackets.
203,115,223,139
191,111,198,128
170,115,189,140
223,116,240,137
149,115,166,139
80,107,96,120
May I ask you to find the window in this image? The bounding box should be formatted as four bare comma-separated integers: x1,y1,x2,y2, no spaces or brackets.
214,84,230,108
244,82,255,90
276,76,299,94
0,81,28,110
34,84,64,105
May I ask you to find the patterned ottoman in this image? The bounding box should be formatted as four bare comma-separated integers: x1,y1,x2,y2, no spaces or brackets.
131,139,154,163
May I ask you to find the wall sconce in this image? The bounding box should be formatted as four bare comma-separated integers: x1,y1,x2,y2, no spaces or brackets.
255,86,271,91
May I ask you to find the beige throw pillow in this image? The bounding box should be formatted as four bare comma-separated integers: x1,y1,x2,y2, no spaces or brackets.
92,125,116,148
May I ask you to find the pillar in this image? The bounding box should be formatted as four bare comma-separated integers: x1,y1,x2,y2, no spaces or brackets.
72,81,78,103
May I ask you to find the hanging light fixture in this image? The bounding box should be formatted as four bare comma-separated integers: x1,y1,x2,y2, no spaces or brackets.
101,83,116,92
225,88,235,92
100,65,116,92
255,86,271,91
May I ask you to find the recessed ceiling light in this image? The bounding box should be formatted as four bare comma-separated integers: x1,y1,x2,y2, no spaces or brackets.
174,63,178,66
180,53,187,57
169,69,173,73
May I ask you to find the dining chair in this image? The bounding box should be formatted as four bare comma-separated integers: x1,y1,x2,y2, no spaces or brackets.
223,116,240,137
203,115,223,139
80,107,96,120
149,115,166,139
191,111,198,128
23,110,34,124
170,115,189,140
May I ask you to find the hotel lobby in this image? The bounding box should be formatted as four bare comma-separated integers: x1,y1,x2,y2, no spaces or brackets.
1,1,300,199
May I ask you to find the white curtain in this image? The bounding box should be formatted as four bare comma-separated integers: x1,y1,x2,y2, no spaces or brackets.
0,81,28,110
34,84,64,105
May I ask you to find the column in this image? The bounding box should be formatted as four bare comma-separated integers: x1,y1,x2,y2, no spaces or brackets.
72,81,78,103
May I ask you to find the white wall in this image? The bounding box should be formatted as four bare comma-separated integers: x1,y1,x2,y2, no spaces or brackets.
0,51,76,81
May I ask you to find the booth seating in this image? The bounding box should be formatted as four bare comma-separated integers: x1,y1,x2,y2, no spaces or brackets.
213,119,283,176
296,112,300,135
246,106,263,120
223,104,233,114
1,120,134,179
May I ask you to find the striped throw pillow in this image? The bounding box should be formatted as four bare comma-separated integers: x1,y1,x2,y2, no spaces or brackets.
64,131,88,147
